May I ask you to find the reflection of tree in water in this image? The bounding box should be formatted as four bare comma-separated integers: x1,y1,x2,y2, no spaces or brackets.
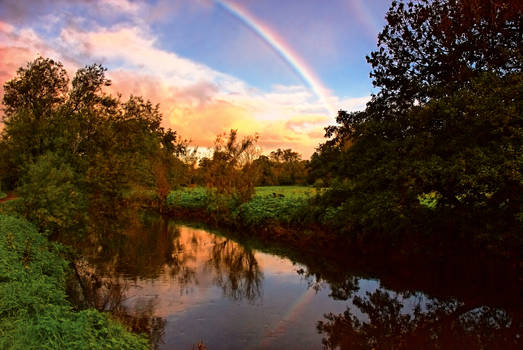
207,237,263,302
317,288,522,350
298,267,360,301
116,297,166,350
166,234,197,293
83,211,182,279
71,260,166,349
72,211,181,348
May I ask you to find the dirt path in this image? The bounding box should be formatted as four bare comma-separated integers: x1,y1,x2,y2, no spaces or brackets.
0,192,18,203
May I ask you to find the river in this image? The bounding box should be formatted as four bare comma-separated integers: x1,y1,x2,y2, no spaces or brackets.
76,211,521,349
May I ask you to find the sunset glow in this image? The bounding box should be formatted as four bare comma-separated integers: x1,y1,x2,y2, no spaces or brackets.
0,0,389,157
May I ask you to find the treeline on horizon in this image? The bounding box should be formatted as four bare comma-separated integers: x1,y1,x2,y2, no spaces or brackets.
0,0,521,249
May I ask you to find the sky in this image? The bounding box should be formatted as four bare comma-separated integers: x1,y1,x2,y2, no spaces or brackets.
0,0,391,158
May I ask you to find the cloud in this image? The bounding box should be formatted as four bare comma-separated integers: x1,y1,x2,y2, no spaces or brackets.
0,21,81,109
0,5,371,158
106,67,335,157
57,24,244,91
0,0,70,25
101,0,142,15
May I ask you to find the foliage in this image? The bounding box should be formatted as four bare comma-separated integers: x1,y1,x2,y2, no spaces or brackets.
233,194,310,227
255,186,315,198
166,187,211,210
0,57,190,235
166,186,315,228
367,0,522,110
0,214,148,349
198,130,259,203
0,198,25,218
253,149,309,186
17,152,86,238
311,0,523,242
0,57,69,188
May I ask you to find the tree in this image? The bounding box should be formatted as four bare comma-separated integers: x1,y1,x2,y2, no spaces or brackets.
1,57,190,237
1,58,70,188
367,0,522,110
17,152,86,239
3,57,68,119
201,130,259,202
267,148,307,185
312,0,522,242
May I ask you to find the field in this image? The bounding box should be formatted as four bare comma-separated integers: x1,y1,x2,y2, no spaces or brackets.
254,186,316,198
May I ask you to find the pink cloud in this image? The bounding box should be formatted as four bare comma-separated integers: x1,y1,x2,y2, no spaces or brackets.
0,15,368,159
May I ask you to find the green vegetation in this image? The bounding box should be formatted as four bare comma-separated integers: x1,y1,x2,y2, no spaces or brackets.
234,194,310,227
0,58,190,237
166,186,315,228
0,214,148,349
252,149,308,186
167,187,213,210
255,186,315,198
194,130,260,202
308,0,522,248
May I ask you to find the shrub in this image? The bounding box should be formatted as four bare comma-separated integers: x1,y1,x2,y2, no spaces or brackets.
166,187,210,209
233,194,310,227
17,152,86,238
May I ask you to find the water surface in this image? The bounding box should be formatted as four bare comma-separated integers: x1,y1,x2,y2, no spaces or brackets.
80,213,521,349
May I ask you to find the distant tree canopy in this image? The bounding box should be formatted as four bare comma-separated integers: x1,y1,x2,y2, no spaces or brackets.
311,0,522,241
254,148,308,186
194,146,309,190
0,57,189,236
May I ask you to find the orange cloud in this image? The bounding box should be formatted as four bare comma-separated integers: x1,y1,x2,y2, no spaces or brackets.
0,17,369,159
107,69,329,157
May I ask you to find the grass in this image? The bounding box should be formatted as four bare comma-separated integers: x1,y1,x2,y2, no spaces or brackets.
254,186,315,198
0,192,6,200
0,214,148,349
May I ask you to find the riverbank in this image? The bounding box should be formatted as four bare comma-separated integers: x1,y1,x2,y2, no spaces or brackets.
0,191,16,203
164,186,522,293
0,214,149,349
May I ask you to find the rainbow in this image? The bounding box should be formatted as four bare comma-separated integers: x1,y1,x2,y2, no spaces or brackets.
258,287,316,348
215,0,336,117
352,0,381,37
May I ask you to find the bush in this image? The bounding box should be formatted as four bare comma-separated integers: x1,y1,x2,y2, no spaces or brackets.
17,152,86,238
166,187,210,209
233,194,310,227
166,186,317,228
